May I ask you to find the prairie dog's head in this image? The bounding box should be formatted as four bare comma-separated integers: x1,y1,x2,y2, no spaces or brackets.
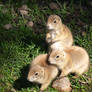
48,50,68,69
47,15,62,30
27,65,44,83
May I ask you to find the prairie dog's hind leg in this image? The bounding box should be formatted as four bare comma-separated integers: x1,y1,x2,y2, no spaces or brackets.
60,68,72,77
75,65,89,75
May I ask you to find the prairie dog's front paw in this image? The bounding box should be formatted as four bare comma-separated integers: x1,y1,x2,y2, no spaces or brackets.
51,32,56,39
40,82,50,91
47,38,52,43
46,33,52,43
60,72,67,77
47,33,51,38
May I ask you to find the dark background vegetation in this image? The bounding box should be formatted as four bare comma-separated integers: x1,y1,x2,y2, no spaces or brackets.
0,0,92,92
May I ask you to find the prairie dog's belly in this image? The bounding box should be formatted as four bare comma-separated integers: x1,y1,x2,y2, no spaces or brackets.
70,49,89,72
50,31,57,40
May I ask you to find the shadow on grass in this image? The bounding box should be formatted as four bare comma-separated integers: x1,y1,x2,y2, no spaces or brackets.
13,64,36,90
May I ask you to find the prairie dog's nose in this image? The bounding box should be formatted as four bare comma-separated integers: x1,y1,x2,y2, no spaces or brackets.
27,74,31,81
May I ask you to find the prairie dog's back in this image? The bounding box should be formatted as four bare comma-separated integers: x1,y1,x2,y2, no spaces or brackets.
62,24,73,46
66,46,89,67
31,54,48,67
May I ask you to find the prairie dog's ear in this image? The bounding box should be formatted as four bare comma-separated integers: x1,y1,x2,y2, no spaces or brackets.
58,17,62,22
56,15,62,23
62,50,66,58
37,65,42,69
41,67,44,73
58,49,66,58
35,65,45,76
37,65,44,72
39,66,45,76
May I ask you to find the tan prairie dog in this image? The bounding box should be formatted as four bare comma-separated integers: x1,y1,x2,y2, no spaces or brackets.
46,15,73,50
48,46,89,77
27,54,58,91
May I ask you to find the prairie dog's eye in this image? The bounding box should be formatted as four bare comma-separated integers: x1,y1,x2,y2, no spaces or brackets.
56,55,59,58
53,20,56,23
35,72,38,76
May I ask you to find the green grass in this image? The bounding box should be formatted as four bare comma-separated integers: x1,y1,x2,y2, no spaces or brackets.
0,0,92,92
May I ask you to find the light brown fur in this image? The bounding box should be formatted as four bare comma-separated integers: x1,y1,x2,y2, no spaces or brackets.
48,46,89,77
27,54,58,91
46,15,73,50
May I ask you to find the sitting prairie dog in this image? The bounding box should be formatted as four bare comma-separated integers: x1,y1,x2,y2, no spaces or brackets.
48,46,89,77
27,54,58,91
46,15,73,50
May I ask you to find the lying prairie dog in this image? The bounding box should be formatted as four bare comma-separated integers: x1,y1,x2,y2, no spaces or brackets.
52,77,72,92
27,54,58,91
48,46,89,77
46,15,73,50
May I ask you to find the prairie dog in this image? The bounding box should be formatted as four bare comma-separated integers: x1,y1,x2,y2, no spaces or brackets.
27,54,58,91
48,46,89,77
46,15,73,50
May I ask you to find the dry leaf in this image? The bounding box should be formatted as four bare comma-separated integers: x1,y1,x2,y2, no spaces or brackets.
19,10,28,16
27,21,34,27
18,5,29,16
82,31,86,36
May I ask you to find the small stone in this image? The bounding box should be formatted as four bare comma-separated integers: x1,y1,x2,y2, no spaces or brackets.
3,24,12,30
52,77,72,92
19,9,28,16
82,31,86,36
49,2,60,10
18,5,29,16
27,21,34,27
